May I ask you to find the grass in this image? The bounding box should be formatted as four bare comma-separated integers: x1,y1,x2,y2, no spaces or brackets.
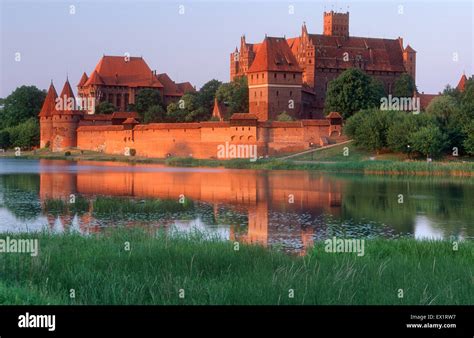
43,196,194,215
4,146,474,176
0,230,472,305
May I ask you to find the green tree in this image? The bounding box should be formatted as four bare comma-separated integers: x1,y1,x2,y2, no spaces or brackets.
1,86,46,129
393,74,416,98
411,125,447,159
324,68,385,118
0,130,10,149
276,111,294,121
215,76,248,117
143,105,165,124
463,120,474,155
7,118,39,149
94,101,116,114
197,79,222,114
135,89,163,119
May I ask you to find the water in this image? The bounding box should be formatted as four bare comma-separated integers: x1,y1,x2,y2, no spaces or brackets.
0,158,472,253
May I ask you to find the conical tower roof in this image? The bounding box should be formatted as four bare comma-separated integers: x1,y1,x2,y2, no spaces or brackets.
38,82,58,117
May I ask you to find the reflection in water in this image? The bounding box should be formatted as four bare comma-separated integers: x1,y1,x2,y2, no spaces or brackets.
0,159,472,253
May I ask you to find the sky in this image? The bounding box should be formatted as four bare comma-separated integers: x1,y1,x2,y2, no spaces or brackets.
0,0,472,98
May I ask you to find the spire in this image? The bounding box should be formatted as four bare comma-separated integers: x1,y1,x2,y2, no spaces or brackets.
58,78,76,110
77,72,89,87
39,82,58,117
302,21,308,36
457,73,468,92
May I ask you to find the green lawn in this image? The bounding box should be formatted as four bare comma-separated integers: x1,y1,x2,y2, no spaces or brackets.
0,230,472,305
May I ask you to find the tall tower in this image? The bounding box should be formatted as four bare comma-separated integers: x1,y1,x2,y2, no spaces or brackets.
38,82,58,148
323,11,349,37
403,45,417,85
51,79,83,151
247,37,303,121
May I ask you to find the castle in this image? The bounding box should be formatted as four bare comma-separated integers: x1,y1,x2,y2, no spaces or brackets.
231,11,416,119
77,55,195,114
39,77,343,157
42,10,430,158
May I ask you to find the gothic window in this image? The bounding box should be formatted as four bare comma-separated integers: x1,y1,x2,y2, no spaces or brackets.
284,74,287,79
274,73,277,79
290,91,293,97
276,90,279,97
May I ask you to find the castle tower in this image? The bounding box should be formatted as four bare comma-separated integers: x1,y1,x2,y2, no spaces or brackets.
51,78,83,152
403,45,417,85
230,47,240,81
247,36,303,121
38,82,57,148
323,11,349,37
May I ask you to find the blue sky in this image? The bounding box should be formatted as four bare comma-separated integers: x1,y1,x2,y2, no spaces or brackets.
0,0,472,97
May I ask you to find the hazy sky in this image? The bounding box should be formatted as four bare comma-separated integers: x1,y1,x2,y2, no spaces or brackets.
0,0,472,97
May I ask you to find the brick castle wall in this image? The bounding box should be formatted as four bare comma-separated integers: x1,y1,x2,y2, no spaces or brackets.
76,120,342,159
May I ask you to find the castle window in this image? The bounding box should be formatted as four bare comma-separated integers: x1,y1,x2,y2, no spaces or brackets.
260,91,262,97
284,74,287,79
251,75,253,80
276,91,279,97
257,74,259,79
262,73,264,79
274,73,277,79
242,127,244,131
293,74,296,79
290,91,293,97
254,92,257,98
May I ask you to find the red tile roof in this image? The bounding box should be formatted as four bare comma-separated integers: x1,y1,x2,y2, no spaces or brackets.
57,79,76,110
177,82,195,93
84,56,163,88
418,93,439,110
84,70,104,86
156,73,181,96
248,37,302,73
457,74,468,92
39,82,58,117
77,72,89,87
123,117,140,124
212,98,226,121
304,34,406,72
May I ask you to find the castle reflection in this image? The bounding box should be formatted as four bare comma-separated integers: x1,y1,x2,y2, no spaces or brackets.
38,160,344,254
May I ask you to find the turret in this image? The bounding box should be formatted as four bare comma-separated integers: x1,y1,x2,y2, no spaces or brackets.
38,82,58,148
51,78,83,151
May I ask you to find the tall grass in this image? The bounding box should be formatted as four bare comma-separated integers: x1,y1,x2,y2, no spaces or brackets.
0,230,472,305
43,196,194,215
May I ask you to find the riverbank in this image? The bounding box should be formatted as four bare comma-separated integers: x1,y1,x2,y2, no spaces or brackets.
0,230,472,305
1,147,473,176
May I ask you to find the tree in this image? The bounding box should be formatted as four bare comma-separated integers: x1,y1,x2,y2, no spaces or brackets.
1,86,46,129
197,79,222,114
393,74,416,98
94,101,116,114
0,130,10,149
276,111,294,121
410,125,447,159
463,120,474,155
324,68,385,118
215,76,248,117
135,89,163,119
7,118,39,149
143,105,165,124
